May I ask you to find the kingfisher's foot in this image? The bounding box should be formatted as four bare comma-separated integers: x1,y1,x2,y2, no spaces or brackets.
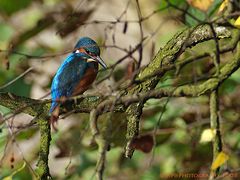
50,106,60,131
50,115,58,131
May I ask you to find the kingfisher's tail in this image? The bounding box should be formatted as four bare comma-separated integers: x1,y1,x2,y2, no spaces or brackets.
49,101,58,114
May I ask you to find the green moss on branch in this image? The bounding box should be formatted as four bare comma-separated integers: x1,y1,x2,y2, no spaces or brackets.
124,25,236,157
36,113,52,179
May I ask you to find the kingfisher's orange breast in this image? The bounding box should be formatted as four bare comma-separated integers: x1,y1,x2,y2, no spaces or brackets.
72,65,98,96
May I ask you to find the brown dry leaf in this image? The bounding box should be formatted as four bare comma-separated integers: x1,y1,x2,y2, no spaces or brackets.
126,61,136,79
187,0,214,11
130,134,154,153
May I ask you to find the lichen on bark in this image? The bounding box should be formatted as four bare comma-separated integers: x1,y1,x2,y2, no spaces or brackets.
0,24,239,178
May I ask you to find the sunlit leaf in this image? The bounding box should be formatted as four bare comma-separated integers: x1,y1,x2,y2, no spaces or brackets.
187,0,214,11
207,0,223,17
211,152,229,170
3,176,11,180
234,16,240,29
199,128,216,143
218,0,229,13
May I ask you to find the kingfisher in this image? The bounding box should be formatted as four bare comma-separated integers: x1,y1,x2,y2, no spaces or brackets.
49,37,107,130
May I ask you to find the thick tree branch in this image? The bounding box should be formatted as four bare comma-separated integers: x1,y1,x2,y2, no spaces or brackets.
124,25,237,157
36,113,52,180
0,25,239,178
137,24,232,81
0,39,240,120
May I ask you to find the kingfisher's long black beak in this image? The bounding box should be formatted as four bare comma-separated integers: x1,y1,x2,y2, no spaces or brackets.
95,56,107,69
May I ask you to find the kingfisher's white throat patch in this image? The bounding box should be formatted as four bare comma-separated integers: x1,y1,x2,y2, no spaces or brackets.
87,58,96,63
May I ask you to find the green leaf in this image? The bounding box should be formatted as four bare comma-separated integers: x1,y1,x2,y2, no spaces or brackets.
2,77,31,97
185,0,222,26
0,105,11,115
3,162,26,180
141,165,160,180
207,0,223,17
16,128,37,140
220,78,238,94
0,23,14,41
186,7,206,26
159,0,186,9
0,0,32,16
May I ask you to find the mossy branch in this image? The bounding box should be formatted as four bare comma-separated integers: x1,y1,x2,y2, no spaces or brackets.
0,39,240,127
0,25,239,178
35,113,52,180
124,25,238,157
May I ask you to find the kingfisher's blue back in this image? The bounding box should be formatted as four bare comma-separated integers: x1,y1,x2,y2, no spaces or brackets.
50,53,95,112
49,37,107,129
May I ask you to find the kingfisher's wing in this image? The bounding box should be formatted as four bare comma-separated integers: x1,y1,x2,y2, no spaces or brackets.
50,53,88,112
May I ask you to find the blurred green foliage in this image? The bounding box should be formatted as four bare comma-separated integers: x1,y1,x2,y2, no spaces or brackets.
0,0,32,15
0,23,14,41
0,0,239,179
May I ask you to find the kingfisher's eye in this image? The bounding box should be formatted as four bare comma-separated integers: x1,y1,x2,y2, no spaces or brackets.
86,50,95,56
